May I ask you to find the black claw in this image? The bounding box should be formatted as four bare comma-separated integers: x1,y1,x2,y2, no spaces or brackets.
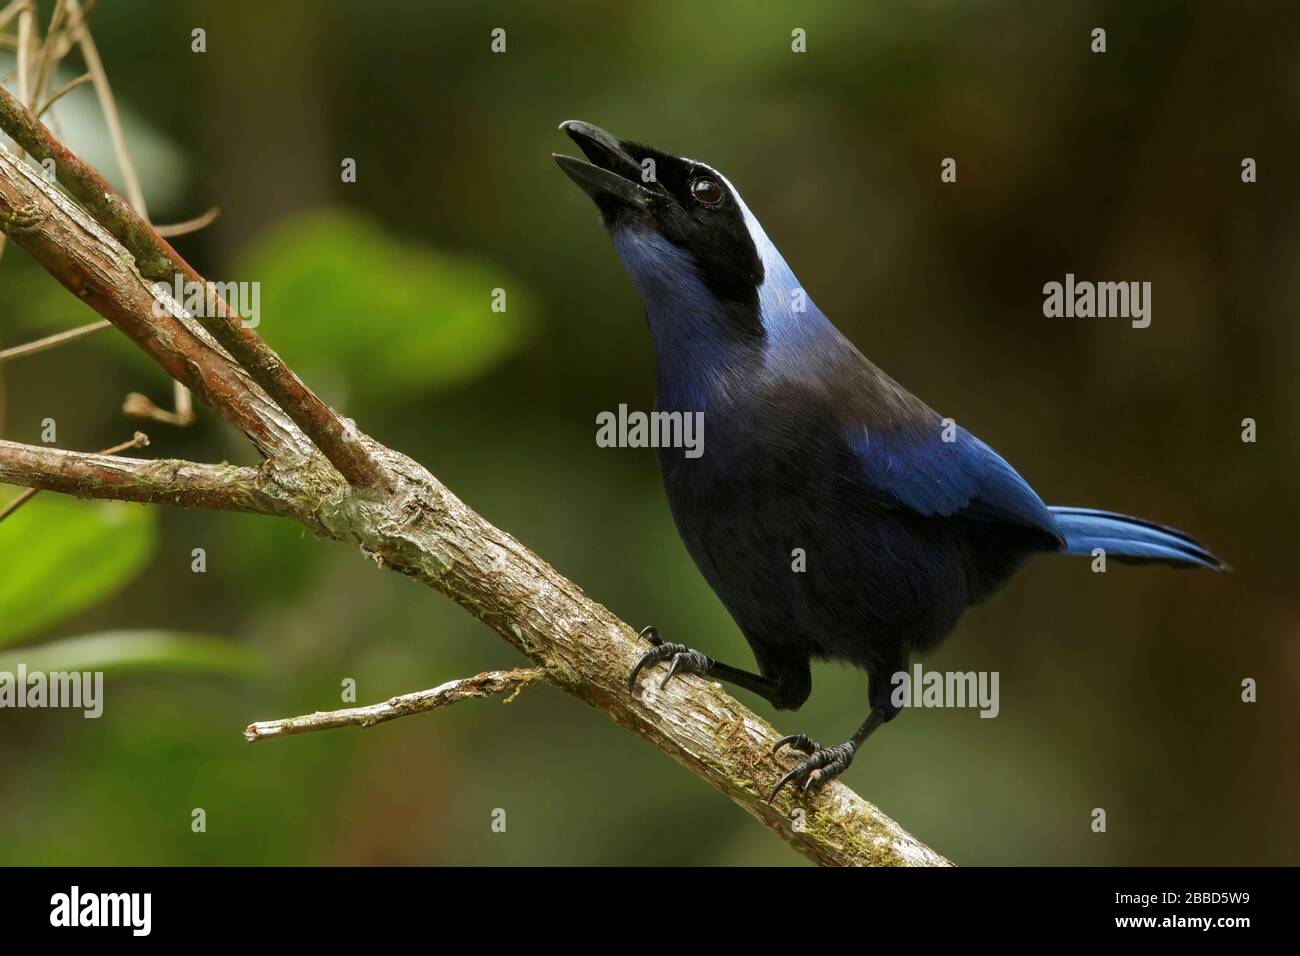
768,740,856,804
627,631,712,693
663,653,688,686
628,643,673,692
661,649,710,688
801,770,823,796
772,733,819,757
769,767,804,803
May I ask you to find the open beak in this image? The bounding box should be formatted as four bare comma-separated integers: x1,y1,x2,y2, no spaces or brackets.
554,120,655,210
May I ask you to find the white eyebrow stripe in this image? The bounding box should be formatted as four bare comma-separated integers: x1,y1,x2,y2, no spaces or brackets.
715,170,785,293
675,157,778,274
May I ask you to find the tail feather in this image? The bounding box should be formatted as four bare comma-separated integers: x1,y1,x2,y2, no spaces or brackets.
1050,506,1225,570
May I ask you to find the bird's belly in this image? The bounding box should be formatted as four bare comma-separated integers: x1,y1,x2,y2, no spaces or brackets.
660,450,970,671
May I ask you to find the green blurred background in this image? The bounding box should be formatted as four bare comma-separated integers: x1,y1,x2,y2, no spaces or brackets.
0,0,1296,865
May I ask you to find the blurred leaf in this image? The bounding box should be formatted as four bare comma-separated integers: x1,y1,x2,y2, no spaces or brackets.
234,208,532,403
0,630,260,676
0,497,157,646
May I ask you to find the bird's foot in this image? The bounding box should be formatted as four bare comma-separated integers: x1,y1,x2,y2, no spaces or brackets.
627,625,713,692
769,734,857,802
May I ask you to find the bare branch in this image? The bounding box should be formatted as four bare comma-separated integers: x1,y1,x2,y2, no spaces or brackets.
0,437,319,534
244,667,547,742
0,439,286,514
0,430,146,521
0,317,110,362
0,135,315,462
0,84,390,490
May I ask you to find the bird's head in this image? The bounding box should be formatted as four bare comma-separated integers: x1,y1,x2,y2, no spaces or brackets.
554,121,773,331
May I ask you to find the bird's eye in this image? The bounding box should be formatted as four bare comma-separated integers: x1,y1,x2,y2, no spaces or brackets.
690,177,723,205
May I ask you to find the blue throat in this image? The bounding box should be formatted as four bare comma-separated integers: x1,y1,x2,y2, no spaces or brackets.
610,219,838,414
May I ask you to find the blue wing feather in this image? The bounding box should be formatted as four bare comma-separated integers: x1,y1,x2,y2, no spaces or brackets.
847,422,1065,547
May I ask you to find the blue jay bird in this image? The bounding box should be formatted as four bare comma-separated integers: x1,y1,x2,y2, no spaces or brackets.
555,121,1224,801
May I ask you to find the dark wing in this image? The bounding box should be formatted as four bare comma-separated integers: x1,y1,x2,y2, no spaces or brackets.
845,417,1065,547
752,318,1064,547
788,335,1066,547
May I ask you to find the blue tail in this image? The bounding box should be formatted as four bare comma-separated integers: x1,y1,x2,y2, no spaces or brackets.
1050,507,1225,570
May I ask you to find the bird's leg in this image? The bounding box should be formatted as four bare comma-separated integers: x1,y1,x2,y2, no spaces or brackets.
768,707,890,802
628,625,790,707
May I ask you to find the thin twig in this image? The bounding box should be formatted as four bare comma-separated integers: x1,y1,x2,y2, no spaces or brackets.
64,0,145,217
0,430,147,522
0,318,111,362
36,70,90,117
31,0,71,109
0,2,28,34
155,206,220,238
14,0,32,106
244,668,548,742
122,390,196,426
171,379,194,423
